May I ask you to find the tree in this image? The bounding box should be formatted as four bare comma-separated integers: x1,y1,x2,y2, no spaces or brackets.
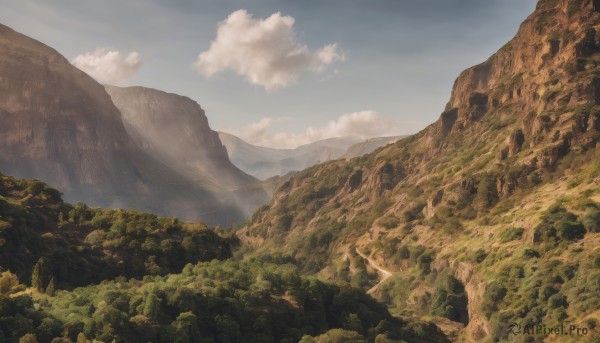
143,290,160,321
19,334,38,343
46,277,56,296
32,258,45,292
0,270,23,296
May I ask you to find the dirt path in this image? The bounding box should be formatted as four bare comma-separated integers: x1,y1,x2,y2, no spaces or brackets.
355,248,393,294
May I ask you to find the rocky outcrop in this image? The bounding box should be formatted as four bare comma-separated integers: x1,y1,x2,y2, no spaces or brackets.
507,129,525,157
0,23,245,225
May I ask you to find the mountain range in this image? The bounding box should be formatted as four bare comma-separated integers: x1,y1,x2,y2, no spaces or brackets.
218,132,402,180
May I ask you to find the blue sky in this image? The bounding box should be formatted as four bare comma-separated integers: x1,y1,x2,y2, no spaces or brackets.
0,0,537,148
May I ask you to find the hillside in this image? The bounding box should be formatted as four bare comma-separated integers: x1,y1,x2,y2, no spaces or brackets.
239,0,600,341
0,173,448,343
0,23,246,226
0,172,235,290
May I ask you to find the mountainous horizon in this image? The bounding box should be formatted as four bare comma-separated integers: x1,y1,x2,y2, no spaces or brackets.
1,0,600,342
218,132,403,180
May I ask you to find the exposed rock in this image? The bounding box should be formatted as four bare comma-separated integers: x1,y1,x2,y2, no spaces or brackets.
589,111,600,130
467,92,489,121
461,177,478,194
425,189,444,218
363,162,401,198
507,129,525,157
575,28,598,57
345,169,363,192
530,115,552,142
536,138,571,169
440,108,459,134
548,38,560,56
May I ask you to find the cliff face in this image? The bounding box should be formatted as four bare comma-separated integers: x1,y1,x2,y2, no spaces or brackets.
0,24,245,225
240,1,600,341
104,86,270,219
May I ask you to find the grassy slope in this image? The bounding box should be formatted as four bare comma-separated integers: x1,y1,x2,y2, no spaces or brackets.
239,1,600,341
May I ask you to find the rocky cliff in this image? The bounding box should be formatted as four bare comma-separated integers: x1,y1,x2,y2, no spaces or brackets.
105,86,269,218
0,23,244,225
239,0,600,341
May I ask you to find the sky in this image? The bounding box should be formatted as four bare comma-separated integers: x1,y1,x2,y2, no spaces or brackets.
0,0,537,148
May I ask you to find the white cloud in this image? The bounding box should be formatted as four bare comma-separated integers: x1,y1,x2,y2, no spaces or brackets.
194,10,345,91
72,48,141,85
224,111,405,149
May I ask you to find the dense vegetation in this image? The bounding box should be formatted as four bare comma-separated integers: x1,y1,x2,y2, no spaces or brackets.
0,254,449,342
0,174,448,342
0,173,235,290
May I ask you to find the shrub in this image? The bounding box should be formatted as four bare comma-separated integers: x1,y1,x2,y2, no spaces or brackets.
500,227,524,243
547,294,568,309
555,220,586,241
521,248,541,259
581,208,600,233
472,249,487,263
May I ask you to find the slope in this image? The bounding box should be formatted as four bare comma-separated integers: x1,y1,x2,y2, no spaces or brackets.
0,23,243,226
239,0,600,341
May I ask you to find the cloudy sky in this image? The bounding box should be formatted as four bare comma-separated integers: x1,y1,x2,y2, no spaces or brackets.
0,0,536,148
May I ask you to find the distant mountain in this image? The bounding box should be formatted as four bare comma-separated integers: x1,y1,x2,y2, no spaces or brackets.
218,132,403,180
0,23,257,226
342,136,405,158
105,86,270,219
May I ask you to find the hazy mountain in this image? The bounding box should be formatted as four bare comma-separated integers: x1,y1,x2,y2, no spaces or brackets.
219,132,403,180
342,136,405,159
239,0,600,340
0,23,249,226
105,85,270,219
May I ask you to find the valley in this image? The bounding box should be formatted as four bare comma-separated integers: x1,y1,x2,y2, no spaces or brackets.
1,0,600,342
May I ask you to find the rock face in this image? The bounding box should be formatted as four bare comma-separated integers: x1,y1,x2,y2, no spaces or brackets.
0,23,250,226
105,86,269,218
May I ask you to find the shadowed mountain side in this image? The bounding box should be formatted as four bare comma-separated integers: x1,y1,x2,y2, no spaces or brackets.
0,23,244,226
105,85,271,221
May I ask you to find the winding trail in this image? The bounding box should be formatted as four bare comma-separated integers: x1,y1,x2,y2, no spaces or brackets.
355,248,393,294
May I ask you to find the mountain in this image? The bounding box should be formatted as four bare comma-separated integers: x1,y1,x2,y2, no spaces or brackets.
0,23,250,226
239,0,600,341
342,136,405,159
218,132,402,180
105,86,270,219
